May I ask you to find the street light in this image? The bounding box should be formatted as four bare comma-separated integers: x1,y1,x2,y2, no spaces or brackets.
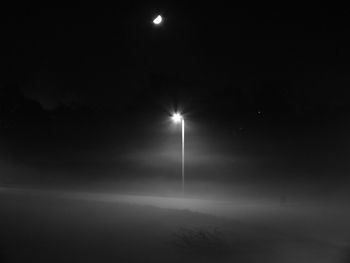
171,112,185,195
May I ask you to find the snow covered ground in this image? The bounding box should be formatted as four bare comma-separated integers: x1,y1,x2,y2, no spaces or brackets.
0,186,349,262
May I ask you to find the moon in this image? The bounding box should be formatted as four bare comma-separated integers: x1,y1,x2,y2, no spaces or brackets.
153,15,163,25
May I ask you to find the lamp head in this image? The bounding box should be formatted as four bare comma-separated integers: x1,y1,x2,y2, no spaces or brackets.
171,112,183,123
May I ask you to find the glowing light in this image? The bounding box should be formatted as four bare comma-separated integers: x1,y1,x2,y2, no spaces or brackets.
169,111,185,195
153,15,163,25
171,113,183,123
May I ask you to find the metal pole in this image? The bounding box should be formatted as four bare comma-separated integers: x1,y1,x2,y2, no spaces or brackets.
182,119,185,195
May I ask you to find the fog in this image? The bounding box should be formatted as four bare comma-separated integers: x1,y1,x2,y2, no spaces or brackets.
1,184,350,263
1,3,350,262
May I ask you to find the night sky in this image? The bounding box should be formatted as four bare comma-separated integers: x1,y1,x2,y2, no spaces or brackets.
1,2,350,198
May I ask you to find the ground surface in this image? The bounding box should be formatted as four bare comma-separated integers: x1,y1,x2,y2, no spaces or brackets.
1,187,350,262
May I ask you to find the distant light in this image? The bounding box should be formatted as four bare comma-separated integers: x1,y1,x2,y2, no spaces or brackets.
153,15,163,25
171,113,183,123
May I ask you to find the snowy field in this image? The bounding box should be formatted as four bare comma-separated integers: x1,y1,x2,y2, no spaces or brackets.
1,187,350,263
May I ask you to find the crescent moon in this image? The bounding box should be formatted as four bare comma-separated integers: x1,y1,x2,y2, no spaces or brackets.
153,15,163,25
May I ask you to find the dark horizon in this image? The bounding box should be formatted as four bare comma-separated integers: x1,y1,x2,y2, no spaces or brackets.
1,3,350,199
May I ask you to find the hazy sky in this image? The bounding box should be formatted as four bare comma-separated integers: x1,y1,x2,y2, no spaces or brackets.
1,3,350,196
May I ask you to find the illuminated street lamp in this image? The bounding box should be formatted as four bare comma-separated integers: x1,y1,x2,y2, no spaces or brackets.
171,112,185,195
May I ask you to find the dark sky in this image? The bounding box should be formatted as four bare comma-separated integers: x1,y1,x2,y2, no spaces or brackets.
1,2,350,196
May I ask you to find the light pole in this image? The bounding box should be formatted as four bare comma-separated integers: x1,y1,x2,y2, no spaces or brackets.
171,113,185,195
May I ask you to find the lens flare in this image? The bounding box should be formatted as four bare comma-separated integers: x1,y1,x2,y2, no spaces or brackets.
171,113,183,123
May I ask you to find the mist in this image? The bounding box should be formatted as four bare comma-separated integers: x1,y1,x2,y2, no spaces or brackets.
2,2,350,262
